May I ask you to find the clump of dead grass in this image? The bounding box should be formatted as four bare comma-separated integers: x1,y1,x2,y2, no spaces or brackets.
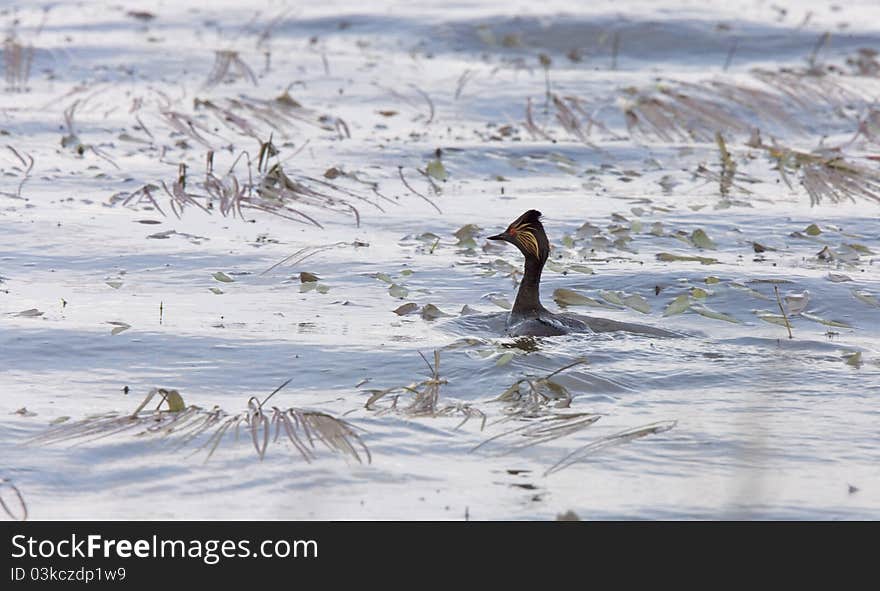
26,382,370,465
111,140,381,227
363,351,487,429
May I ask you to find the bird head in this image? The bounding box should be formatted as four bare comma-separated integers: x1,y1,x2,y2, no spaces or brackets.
488,209,549,264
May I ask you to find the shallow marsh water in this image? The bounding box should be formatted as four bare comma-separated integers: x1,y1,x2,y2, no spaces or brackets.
1,0,879,519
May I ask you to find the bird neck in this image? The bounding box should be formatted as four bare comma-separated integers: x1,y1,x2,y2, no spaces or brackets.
512,256,545,318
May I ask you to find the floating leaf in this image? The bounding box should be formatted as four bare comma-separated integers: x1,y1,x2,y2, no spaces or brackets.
300,282,317,293
108,321,131,336
393,303,419,316
705,276,721,284
15,309,43,317
689,287,710,299
420,304,451,320
827,273,852,283
553,288,615,309
389,284,409,299
730,282,771,300
757,312,789,326
690,228,717,250
663,294,691,316
783,291,810,316
375,272,393,283
800,313,852,328
623,294,650,314
656,253,719,264
853,290,880,308
209,287,224,294
599,290,625,306
315,284,330,294
106,281,123,289
212,272,234,283
568,264,594,275
300,272,320,283
426,159,448,181
495,352,515,367
843,351,862,367
489,296,512,310
691,303,739,323
400,269,414,276
805,223,822,236
845,243,875,255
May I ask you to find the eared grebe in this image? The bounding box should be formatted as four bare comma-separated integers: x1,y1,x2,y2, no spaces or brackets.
488,210,679,338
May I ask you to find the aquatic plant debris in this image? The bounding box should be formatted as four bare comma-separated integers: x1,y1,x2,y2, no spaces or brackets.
26,383,369,465
364,351,486,430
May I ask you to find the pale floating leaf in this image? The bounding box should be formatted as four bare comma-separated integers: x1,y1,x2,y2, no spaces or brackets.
691,303,739,323
730,282,771,300
315,283,330,294
400,269,414,276
568,264,594,275
489,296,512,310
663,294,691,316
426,159,448,181
393,303,420,316
495,352,515,367
656,253,719,264
846,243,875,255
109,321,131,336
704,276,721,284
827,273,852,283
209,287,223,294
852,289,880,308
843,351,862,367
545,260,566,273
800,312,852,328
553,288,615,309
300,282,317,293
420,303,451,320
623,294,650,314
212,272,234,283
757,312,789,326
389,283,409,299
416,232,441,243
106,281,123,289
375,272,393,283
783,291,810,316
599,290,625,306
690,228,717,250
15,309,44,317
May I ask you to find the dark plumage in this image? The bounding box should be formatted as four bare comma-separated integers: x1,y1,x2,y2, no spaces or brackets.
489,210,679,338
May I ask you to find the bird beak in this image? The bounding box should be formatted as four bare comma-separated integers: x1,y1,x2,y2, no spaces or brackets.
488,232,508,242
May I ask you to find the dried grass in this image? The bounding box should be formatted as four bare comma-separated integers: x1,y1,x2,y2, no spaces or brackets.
363,351,487,430
756,136,880,205
204,50,258,88
0,478,28,521
112,143,380,227
3,34,33,92
26,383,370,465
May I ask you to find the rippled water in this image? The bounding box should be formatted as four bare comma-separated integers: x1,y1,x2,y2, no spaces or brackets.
2,0,879,519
